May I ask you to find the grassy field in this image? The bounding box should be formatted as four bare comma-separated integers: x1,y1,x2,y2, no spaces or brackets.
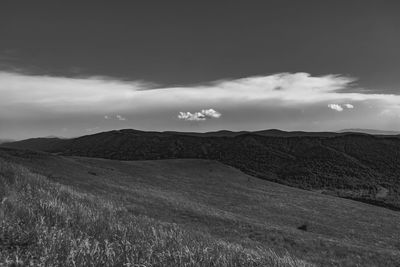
0,157,307,266
1,148,400,266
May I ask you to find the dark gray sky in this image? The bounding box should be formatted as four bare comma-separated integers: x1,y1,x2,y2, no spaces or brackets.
1,0,400,139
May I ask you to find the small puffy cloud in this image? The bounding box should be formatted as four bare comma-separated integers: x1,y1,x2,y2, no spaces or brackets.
178,109,221,121
178,112,206,121
104,114,126,121
344,103,354,109
200,109,221,118
328,104,344,112
85,127,99,132
328,103,355,111
116,114,126,121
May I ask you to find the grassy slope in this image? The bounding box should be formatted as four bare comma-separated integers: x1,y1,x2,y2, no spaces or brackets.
0,155,307,267
1,148,400,266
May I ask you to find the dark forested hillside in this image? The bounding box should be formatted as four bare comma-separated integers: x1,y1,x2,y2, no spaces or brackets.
3,129,400,210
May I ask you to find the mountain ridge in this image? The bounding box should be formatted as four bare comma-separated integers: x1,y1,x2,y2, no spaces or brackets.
338,128,400,135
5,127,398,143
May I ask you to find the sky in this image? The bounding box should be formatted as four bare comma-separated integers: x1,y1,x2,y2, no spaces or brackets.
1,0,400,139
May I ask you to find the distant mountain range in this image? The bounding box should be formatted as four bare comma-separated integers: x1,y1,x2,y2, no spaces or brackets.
338,128,400,135
165,129,340,137
1,128,397,144
0,138,14,145
166,128,400,137
2,128,400,210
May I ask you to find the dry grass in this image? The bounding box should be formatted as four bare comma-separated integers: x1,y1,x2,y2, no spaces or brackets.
0,160,310,266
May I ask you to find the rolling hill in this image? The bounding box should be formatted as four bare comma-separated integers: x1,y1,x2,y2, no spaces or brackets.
1,147,399,266
3,129,400,210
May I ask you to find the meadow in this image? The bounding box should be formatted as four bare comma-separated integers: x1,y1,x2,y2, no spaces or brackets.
0,158,307,266
0,148,400,266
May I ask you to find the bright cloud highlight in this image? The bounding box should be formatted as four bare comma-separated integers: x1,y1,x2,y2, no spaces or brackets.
178,109,221,121
328,103,356,112
328,104,344,112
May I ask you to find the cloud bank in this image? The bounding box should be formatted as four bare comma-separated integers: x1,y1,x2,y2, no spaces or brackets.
178,109,221,121
1,71,399,114
1,70,400,138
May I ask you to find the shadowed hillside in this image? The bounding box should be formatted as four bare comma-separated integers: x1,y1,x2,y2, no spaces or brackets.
0,148,400,266
3,129,400,210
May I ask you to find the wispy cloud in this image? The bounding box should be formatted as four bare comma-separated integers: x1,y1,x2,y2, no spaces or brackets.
178,109,221,121
85,127,100,132
116,114,126,121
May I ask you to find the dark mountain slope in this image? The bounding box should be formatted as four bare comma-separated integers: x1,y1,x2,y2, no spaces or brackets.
2,129,400,209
